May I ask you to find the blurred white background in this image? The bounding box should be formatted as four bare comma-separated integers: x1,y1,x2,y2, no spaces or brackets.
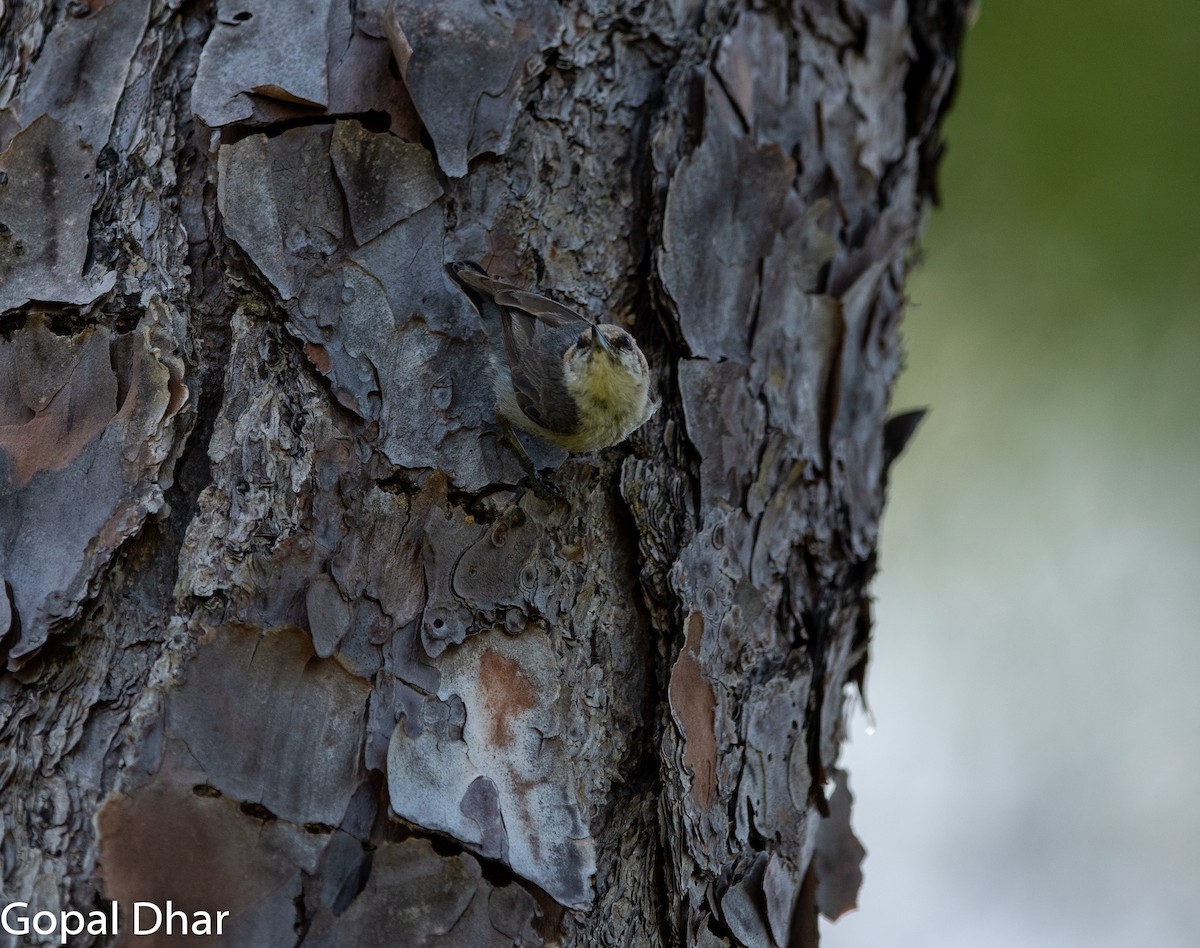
821,2,1200,944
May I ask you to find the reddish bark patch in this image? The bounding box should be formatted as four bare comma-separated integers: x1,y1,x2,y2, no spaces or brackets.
96,781,295,945
304,342,331,374
669,611,717,809
478,649,536,747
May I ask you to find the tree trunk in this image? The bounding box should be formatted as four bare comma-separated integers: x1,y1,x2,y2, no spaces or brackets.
0,0,966,944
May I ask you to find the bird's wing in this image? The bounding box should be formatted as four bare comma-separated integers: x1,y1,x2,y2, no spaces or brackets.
502,317,581,434
447,262,585,434
448,263,594,327
493,288,594,328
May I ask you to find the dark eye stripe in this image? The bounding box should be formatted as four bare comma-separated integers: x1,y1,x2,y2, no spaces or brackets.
613,334,633,350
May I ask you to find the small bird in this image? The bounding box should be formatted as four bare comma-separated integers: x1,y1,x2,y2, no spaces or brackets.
447,262,657,465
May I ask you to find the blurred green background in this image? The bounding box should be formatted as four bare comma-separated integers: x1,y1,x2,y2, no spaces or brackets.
823,1,1200,945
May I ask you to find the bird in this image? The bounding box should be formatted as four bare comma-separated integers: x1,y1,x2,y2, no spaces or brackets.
447,262,657,467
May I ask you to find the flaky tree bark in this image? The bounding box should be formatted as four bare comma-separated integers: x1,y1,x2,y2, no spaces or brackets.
0,0,965,944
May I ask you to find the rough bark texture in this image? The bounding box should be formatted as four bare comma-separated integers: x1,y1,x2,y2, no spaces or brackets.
0,0,966,945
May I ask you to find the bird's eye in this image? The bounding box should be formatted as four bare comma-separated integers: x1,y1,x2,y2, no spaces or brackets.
612,334,633,351
577,333,591,349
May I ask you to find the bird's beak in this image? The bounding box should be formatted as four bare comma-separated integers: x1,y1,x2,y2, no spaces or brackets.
591,326,612,353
